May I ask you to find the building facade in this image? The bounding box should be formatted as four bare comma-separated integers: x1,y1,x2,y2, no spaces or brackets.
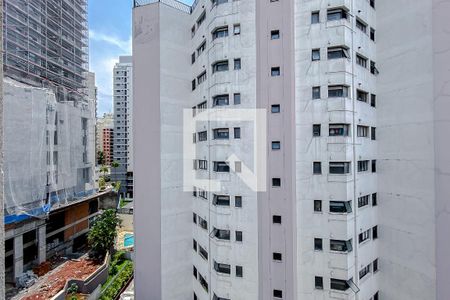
133,0,450,300
113,56,133,198
2,0,99,287
96,113,114,165
3,0,88,95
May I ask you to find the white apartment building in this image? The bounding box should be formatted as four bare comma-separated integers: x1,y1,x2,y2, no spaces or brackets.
133,0,450,300
113,56,134,197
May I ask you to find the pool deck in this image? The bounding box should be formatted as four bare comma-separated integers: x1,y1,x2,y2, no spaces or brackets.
117,230,134,251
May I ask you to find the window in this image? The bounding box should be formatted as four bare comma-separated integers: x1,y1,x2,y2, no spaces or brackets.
191,52,196,64
198,160,208,170
234,58,241,70
329,124,350,136
356,54,367,68
271,104,281,113
213,128,229,139
192,79,196,91
213,294,230,300
373,292,379,300
234,127,241,139
314,200,322,212
327,8,348,21
214,161,230,172
359,264,371,279
328,85,349,98
313,124,321,136
235,196,242,207
356,18,367,33
236,231,243,242
372,160,377,173
328,46,350,59
213,94,229,106
329,162,351,174
330,278,349,291
191,25,196,38
193,239,197,251
198,217,208,230
197,71,207,84
234,93,241,104
214,228,230,240
358,195,370,208
236,266,243,277
233,24,241,35
372,226,378,239
197,40,206,56
370,28,376,41
370,61,379,75
370,0,375,8
213,60,229,73
272,178,281,187
198,245,208,261
214,261,231,275
193,213,197,224
312,86,321,99
314,238,323,251
312,49,321,61
371,94,376,107
372,193,377,206
198,131,207,141
273,215,282,224
273,252,282,261
330,201,352,213
313,162,322,174
271,67,281,76
358,160,369,172
273,290,283,298
198,273,208,292
357,125,369,137
373,258,379,272
197,11,206,27
213,195,230,206
315,276,323,289
330,239,353,252
359,229,371,243
212,26,229,40
193,266,197,278
311,11,320,24
271,30,280,39
357,90,368,102
272,141,281,150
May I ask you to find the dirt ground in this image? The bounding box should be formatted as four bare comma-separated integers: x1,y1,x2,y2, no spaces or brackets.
17,258,101,300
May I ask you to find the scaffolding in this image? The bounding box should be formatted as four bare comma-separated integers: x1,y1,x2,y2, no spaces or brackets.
3,0,89,98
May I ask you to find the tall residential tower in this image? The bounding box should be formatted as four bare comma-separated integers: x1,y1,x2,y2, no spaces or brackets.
113,56,134,198
133,0,450,299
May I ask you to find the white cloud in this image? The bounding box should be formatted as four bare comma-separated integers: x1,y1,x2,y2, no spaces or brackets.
89,30,132,53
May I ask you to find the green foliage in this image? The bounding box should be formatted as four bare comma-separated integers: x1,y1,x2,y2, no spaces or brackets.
88,209,121,257
100,261,133,300
68,283,78,295
100,165,109,176
111,161,119,169
112,181,121,192
97,151,105,165
99,177,106,191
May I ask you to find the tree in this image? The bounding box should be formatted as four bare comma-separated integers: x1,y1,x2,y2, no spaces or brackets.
100,165,108,177
99,177,106,191
97,151,105,165
112,181,121,192
88,209,121,257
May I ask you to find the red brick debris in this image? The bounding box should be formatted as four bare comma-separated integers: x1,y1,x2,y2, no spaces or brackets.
21,258,101,300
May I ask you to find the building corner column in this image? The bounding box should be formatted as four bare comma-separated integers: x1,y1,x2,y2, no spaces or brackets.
14,235,23,279
38,226,46,264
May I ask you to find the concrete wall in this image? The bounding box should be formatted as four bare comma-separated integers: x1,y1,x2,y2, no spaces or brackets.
0,0,5,295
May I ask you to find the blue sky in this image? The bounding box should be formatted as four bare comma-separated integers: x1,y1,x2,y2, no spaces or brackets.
89,0,194,116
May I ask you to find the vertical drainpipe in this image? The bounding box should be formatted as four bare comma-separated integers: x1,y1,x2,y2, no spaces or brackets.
350,0,360,298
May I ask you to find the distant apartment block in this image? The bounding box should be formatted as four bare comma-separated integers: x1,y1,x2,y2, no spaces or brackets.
133,1,450,300
96,113,114,165
113,56,133,198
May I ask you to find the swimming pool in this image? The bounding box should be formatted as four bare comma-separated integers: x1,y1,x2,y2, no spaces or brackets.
123,233,134,248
